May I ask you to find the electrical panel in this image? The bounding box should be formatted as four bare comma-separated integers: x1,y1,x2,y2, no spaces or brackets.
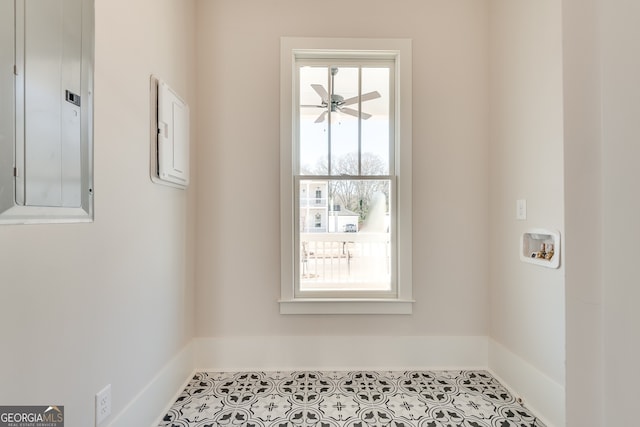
152,77,189,188
15,0,84,207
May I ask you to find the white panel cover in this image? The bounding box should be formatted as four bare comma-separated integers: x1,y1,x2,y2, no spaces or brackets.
157,80,189,187
18,0,83,207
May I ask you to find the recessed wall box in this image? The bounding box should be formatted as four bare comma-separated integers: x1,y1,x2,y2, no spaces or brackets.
151,76,189,188
520,229,561,269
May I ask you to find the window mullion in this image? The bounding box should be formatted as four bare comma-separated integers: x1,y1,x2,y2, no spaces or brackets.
327,65,332,176
358,66,362,176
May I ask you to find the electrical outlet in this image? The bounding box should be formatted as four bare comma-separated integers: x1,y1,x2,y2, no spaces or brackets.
95,384,111,426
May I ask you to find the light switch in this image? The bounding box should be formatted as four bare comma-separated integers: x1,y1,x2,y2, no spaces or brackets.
516,199,527,220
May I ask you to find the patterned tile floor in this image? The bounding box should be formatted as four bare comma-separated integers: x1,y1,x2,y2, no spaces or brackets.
158,370,546,427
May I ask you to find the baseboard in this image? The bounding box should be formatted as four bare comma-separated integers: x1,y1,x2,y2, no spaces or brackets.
106,342,195,427
488,339,565,427
193,335,488,371
107,336,564,427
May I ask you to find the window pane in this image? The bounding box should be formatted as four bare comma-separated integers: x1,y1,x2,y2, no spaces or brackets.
361,67,390,175
299,66,328,175
299,179,391,292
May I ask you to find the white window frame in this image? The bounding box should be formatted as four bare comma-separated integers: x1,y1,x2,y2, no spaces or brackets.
280,37,413,315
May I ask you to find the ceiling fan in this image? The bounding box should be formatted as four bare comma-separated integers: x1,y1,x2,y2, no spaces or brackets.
301,67,381,124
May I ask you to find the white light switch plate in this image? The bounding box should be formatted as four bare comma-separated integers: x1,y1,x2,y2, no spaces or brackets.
516,199,527,220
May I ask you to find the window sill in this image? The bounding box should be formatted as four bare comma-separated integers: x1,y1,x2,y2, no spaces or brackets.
279,298,414,315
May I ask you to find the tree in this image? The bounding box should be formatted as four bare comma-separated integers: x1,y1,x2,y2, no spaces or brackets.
328,152,388,222
302,152,389,223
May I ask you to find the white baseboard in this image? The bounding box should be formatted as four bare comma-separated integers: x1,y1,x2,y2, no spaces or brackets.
106,342,195,427
193,335,488,372
488,339,565,427
110,336,564,427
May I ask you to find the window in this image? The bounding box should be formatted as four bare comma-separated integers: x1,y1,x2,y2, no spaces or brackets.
280,38,412,314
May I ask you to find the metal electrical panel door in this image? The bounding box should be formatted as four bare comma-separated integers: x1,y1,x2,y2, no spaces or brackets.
156,80,189,188
15,0,83,207
0,2,15,215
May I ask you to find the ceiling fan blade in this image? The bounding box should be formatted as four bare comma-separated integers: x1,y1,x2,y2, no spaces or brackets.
340,107,373,120
300,104,324,108
314,110,328,123
341,91,381,107
311,84,329,102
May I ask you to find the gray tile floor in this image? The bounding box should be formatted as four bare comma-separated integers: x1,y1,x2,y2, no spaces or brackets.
159,370,546,427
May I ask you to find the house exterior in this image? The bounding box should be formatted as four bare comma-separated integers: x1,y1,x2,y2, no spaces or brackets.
300,181,360,233
327,205,359,233
300,180,328,232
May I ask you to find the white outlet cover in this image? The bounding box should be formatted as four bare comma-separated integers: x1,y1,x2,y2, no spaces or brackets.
95,384,112,425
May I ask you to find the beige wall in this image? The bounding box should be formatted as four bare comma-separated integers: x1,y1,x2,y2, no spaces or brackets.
488,0,565,409
562,0,603,425
194,0,490,338
599,0,640,424
0,1,196,425
564,1,640,425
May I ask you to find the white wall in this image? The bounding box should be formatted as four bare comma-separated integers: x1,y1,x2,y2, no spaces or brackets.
488,1,565,425
194,0,490,342
0,1,197,426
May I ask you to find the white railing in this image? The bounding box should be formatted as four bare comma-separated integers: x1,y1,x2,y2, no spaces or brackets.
300,232,390,291
300,197,328,206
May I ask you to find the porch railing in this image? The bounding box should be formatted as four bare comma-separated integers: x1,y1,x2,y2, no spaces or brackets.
300,232,390,291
